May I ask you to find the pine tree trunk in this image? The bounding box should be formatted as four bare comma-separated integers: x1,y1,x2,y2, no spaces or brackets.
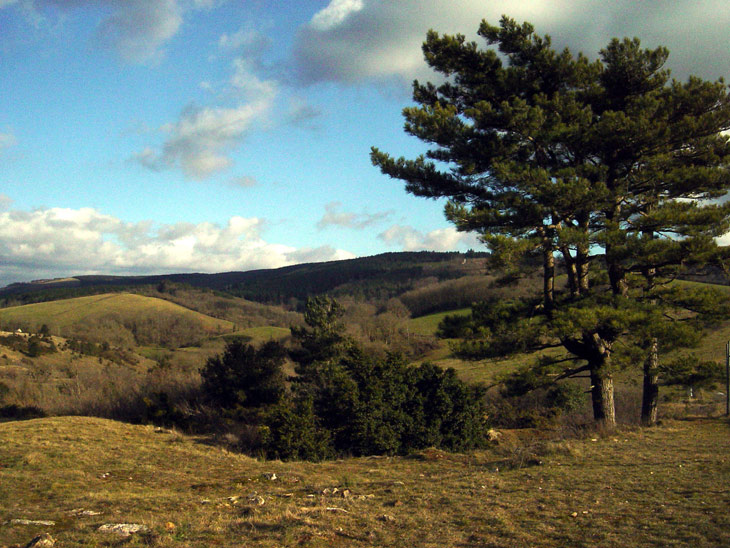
560,246,579,298
590,368,616,429
576,243,590,294
543,245,554,313
641,338,659,426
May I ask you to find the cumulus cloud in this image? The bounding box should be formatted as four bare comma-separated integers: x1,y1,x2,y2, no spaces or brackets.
135,51,306,180
218,25,272,57
293,0,730,85
379,224,480,252
94,0,182,64
1,0,212,64
0,206,353,287
317,201,393,230
136,100,274,179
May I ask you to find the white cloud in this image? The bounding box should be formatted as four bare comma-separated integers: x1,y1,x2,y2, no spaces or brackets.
95,0,182,64
0,206,353,287
135,53,279,179
293,0,730,85
1,0,213,64
317,201,393,230
218,26,271,56
379,224,480,252
310,0,364,31
136,99,273,179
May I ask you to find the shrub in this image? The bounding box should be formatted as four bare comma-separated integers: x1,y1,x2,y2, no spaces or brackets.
201,340,287,410
262,397,333,461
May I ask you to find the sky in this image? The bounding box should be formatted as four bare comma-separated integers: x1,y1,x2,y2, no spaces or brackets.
1,0,729,288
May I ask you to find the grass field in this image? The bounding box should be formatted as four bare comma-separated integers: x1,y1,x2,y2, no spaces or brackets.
0,293,235,334
408,280,730,387
0,415,728,547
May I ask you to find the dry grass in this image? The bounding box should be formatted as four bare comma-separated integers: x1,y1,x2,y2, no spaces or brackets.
1,416,729,547
0,293,235,336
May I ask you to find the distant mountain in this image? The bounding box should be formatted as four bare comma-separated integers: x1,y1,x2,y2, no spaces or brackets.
0,251,491,307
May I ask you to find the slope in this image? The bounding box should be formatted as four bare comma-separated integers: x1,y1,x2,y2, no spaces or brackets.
0,416,728,547
0,293,234,340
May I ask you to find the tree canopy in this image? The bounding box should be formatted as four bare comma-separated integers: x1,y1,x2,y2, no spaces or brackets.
372,16,730,427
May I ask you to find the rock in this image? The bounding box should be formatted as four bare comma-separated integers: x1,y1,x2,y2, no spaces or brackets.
378,514,396,523
24,534,55,548
486,429,502,442
68,509,102,517
10,520,56,527
341,489,351,499
247,493,265,506
262,473,277,481
97,523,149,536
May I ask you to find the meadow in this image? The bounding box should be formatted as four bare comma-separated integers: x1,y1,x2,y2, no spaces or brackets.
1,415,728,547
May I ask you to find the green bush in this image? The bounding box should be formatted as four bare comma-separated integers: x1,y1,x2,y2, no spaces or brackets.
201,340,286,410
262,397,333,461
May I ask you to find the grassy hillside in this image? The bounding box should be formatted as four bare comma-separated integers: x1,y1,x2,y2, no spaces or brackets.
407,279,730,388
0,293,234,333
0,416,728,547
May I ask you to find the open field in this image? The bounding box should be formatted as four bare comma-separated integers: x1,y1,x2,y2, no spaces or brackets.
0,293,235,335
0,416,728,547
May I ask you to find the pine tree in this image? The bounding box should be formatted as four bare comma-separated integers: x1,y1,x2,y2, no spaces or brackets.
372,16,730,428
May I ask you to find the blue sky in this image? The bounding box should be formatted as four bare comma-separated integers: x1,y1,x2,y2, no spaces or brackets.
1,0,729,287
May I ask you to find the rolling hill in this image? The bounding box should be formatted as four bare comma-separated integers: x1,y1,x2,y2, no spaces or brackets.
0,251,492,308
0,293,235,348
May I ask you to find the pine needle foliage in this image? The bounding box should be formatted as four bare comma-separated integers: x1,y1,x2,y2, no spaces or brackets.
372,16,730,427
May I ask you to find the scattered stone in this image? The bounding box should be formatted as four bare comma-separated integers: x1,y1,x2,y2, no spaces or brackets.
325,507,349,513
23,533,55,548
10,520,56,527
486,429,502,442
262,473,277,481
200,499,211,504
571,512,578,518
97,523,149,537
248,493,265,506
378,514,396,523
341,489,351,498
69,509,102,517
391,481,405,486
227,496,241,505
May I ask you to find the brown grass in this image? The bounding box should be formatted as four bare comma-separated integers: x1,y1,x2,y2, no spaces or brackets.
1,416,729,547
